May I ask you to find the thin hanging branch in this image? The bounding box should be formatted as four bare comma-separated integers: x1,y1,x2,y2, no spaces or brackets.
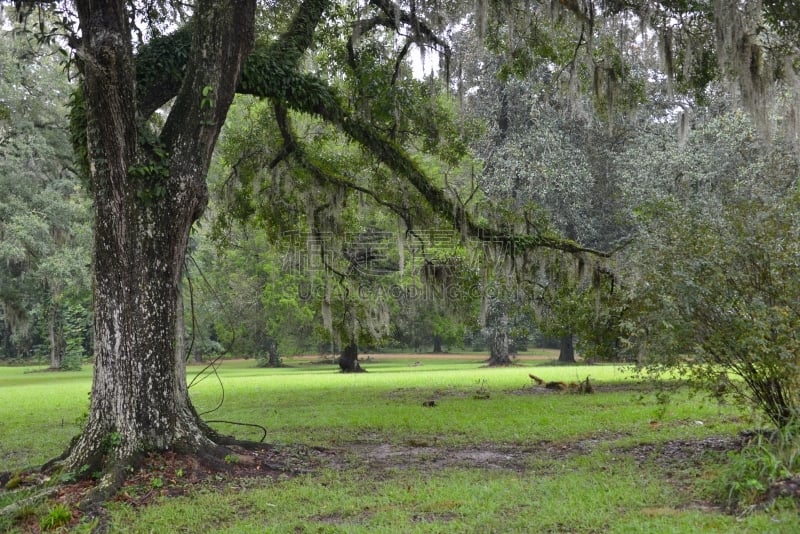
369,0,451,79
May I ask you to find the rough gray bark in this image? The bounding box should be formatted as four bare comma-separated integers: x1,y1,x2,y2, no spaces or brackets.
57,0,256,489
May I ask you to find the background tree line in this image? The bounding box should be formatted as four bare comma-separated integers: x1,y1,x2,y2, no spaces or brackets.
0,21,91,369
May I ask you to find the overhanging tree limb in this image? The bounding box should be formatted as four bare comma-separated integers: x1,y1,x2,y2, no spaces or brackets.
133,3,608,258
271,74,608,257
273,101,416,232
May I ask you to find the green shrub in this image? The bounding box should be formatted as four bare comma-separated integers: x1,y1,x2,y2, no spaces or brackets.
630,194,800,430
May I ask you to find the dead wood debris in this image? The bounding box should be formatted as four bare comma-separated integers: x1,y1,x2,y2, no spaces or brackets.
529,374,594,394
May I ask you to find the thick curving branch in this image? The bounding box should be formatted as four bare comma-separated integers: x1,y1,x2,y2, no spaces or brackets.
137,0,329,119
268,74,607,257
286,82,608,255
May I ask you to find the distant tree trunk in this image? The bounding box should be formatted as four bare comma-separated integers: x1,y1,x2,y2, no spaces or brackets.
487,312,512,366
338,343,365,372
48,304,66,369
558,333,575,363
0,321,11,359
497,86,509,140
265,338,282,367
432,335,443,353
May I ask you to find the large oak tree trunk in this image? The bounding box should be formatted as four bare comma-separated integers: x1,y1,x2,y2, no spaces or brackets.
65,178,210,467
59,0,256,488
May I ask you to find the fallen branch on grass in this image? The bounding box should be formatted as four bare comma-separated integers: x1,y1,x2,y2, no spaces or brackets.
529,374,594,394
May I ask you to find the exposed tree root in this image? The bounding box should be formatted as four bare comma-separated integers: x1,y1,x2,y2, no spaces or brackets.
0,431,294,532
0,486,59,518
79,453,145,511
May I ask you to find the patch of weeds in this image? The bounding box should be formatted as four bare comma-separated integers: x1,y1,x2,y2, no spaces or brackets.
715,426,800,510
59,464,90,483
224,454,239,465
71,517,99,533
1,500,38,532
39,503,72,531
3,472,23,490
473,378,490,400
151,477,164,489
102,431,122,451
652,389,671,420
15,504,39,528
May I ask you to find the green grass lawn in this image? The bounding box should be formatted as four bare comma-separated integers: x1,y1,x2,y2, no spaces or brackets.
1,353,798,532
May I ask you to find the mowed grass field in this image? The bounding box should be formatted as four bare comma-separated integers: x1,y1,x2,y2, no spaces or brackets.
1,351,798,532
